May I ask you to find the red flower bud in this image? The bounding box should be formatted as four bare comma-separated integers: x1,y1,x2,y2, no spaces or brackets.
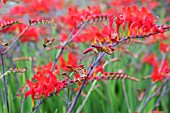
83,47,93,54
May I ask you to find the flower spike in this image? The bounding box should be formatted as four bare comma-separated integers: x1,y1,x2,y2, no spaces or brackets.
29,18,57,28
0,20,20,31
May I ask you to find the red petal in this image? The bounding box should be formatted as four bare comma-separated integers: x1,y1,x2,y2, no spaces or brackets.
25,90,32,98
3,0,6,4
26,80,34,88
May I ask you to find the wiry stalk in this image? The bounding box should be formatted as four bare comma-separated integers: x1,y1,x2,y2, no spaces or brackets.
1,25,30,55
76,80,97,113
122,79,131,113
140,79,170,113
20,97,26,113
152,84,167,110
135,82,157,111
0,47,9,113
50,23,86,71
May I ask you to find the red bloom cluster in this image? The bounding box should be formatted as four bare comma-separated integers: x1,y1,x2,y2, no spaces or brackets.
20,26,40,42
121,6,164,37
34,62,60,75
9,5,27,17
143,53,170,82
25,70,64,106
60,5,166,45
91,63,104,77
62,5,101,29
59,53,78,71
152,60,169,82
143,53,158,66
159,42,170,53
25,62,61,106
143,31,170,82
3,0,6,4
8,0,64,17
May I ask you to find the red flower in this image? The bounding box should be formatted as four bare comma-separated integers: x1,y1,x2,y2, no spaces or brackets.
161,60,170,79
148,1,160,10
143,53,158,67
34,62,60,75
153,108,161,113
9,5,27,17
59,55,69,71
59,53,78,71
115,14,124,36
68,53,78,68
122,6,164,36
159,42,170,53
83,47,93,54
152,66,164,82
0,17,21,33
25,80,37,106
90,63,104,77
25,70,64,106
3,0,6,4
61,5,101,29
20,26,40,42
22,0,56,15
152,60,169,82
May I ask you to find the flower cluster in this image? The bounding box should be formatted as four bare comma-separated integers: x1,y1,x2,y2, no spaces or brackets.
9,0,63,17
25,63,139,107
143,53,170,82
25,70,64,106
105,6,166,43
59,53,78,71
61,5,168,50
121,6,164,36
62,5,101,29
24,62,61,106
